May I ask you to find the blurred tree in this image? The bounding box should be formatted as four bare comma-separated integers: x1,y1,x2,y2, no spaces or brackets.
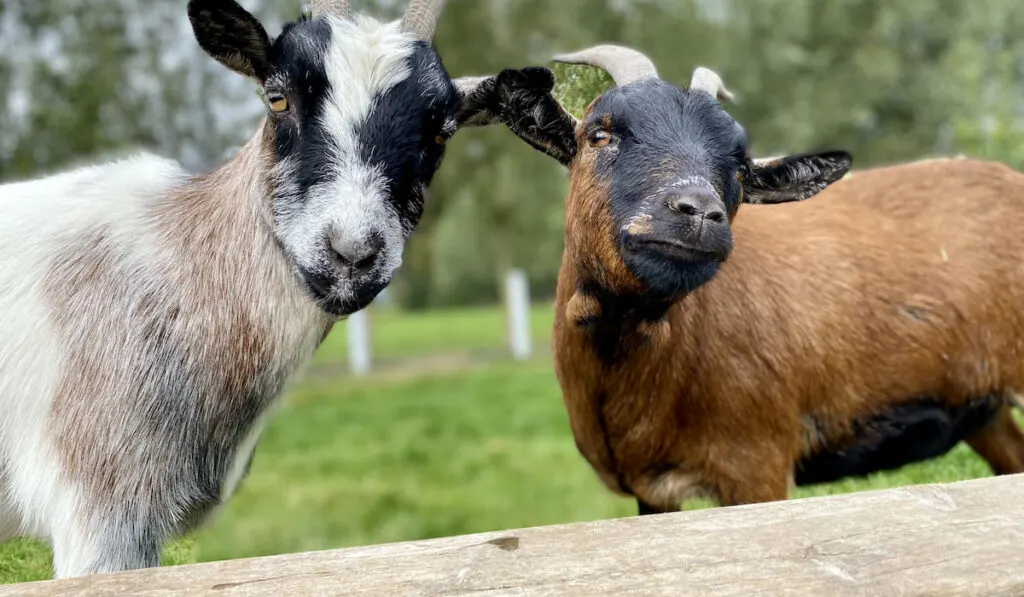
4,0,1024,308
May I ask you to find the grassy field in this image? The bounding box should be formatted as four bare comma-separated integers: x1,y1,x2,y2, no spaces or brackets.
0,304,998,585
312,302,557,370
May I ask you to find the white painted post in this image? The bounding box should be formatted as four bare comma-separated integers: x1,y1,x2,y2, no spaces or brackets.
347,308,372,376
505,269,532,360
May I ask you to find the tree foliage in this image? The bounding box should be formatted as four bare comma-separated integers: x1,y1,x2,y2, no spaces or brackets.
3,0,1024,308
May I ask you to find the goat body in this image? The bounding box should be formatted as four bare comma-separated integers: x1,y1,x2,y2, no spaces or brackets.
472,44,1022,513
556,157,1024,511
0,0,538,578
0,138,329,575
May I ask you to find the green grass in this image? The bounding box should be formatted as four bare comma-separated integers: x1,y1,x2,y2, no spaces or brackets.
312,303,556,368
0,305,999,584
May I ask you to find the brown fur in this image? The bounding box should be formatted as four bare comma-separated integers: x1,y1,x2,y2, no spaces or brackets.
555,155,1024,511
564,147,644,295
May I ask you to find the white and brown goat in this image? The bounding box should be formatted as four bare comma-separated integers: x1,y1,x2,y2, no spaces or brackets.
485,45,1024,514
0,0,562,578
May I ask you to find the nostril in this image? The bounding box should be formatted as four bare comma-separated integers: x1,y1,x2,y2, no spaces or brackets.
338,247,379,271
706,209,726,223
352,249,379,272
666,197,701,217
330,238,382,275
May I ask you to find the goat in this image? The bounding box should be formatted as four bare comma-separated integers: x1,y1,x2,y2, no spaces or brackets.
0,0,556,578
479,46,1024,515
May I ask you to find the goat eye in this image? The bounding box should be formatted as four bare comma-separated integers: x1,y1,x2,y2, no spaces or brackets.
267,92,289,113
589,130,612,148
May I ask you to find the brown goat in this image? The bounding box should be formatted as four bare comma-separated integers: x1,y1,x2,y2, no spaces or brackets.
488,46,1024,514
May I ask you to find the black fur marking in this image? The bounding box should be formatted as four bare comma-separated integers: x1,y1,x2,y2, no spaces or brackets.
299,264,337,309
795,395,1003,486
620,246,724,304
742,151,852,205
457,67,579,166
637,499,662,516
900,303,933,323
189,0,272,81
577,281,673,367
344,278,388,315
358,42,459,235
266,18,332,199
302,267,387,316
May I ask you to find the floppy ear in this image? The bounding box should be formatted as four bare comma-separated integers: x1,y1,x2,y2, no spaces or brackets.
453,67,580,167
741,150,853,204
188,0,272,81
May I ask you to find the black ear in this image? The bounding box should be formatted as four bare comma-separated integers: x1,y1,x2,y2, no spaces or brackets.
453,67,580,167
741,150,853,204
188,0,272,81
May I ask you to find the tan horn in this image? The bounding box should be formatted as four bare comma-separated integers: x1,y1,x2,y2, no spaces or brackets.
690,66,736,103
552,44,658,88
310,0,351,18
400,0,447,41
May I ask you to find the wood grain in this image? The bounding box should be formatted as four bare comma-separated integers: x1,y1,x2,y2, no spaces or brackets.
5,475,1024,596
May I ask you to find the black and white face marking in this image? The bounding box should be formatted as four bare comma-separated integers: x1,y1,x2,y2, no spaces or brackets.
264,15,459,315
189,0,567,316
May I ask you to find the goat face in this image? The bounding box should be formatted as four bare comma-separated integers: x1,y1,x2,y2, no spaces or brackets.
471,46,852,301
190,0,521,316
262,17,458,315
577,80,753,298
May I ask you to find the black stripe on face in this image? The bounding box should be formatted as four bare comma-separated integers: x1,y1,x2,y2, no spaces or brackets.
356,43,459,235
265,18,333,200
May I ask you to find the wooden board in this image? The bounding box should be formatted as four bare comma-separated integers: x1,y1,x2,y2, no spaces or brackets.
5,475,1024,596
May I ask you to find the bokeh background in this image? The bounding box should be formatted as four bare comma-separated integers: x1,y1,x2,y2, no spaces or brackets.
1,0,1020,583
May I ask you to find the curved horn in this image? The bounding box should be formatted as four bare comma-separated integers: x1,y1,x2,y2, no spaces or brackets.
552,44,658,87
690,66,736,103
400,0,447,41
310,0,351,18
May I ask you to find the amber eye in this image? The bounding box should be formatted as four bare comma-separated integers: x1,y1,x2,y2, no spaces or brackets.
435,135,446,146
267,92,289,113
589,130,612,148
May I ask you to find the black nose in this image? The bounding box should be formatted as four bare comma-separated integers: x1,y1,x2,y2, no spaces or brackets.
331,235,383,276
664,188,726,224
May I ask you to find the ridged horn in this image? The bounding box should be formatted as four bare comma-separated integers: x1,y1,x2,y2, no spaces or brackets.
310,0,350,18
690,66,736,103
552,44,658,87
400,0,447,41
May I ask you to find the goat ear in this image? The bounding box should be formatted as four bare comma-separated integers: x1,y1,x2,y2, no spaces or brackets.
189,0,272,81
741,150,853,204
453,67,580,167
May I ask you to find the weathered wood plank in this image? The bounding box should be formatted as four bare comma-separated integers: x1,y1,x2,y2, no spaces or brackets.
5,475,1024,596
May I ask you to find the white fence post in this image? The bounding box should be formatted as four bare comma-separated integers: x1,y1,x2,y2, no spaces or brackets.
505,269,532,361
347,309,372,376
